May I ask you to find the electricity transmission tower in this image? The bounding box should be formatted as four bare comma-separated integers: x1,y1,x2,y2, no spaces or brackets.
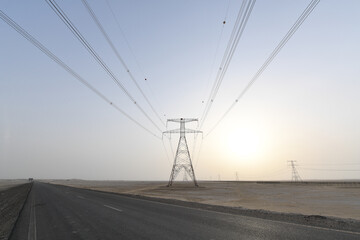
235,172,239,181
183,171,188,181
163,118,202,187
288,160,302,182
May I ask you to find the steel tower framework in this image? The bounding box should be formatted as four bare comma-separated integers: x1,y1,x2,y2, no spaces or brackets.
163,118,202,187
288,160,302,182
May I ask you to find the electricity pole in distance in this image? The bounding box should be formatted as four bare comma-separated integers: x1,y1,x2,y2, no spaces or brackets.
288,160,302,182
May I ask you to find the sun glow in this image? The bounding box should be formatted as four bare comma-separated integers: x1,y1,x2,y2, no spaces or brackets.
225,128,261,159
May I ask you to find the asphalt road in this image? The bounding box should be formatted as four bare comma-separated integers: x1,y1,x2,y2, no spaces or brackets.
10,182,360,240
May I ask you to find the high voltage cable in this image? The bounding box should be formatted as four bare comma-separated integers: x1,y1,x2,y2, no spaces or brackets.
0,10,161,139
200,0,231,107
105,0,145,77
300,167,360,172
193,0,255,166
81,0,165,127
162,134,175,159
200,0,255,128
239,168,288,180
302,163,360,166
199,0,256,130
206,0,320,137
105,0,165,122
168,137,175,159
104,0,169,164
45,0,163,133
192,0,231,160
194,137,204,169
161,139,172,166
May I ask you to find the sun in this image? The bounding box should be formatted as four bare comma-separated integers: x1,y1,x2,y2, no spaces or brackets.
225,128,260,159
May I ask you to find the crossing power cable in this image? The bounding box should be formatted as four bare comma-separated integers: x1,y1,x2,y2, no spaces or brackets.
0,10,161,139
167,136,175,159
193,0,255,165
105,0,164,118
301,163,360,166
45,0,163,133
105,0,146,78
199,0,256,130
161,139,172,166
104,0,171,166
81,0,165,127
192,0,231,162
199,0,231,108
194,137,204,169
300,167,360,172
206,0,320,137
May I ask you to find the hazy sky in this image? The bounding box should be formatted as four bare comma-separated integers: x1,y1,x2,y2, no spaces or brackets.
1,0,359,180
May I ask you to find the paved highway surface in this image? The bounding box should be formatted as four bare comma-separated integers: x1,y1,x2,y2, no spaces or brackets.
10,182,360,240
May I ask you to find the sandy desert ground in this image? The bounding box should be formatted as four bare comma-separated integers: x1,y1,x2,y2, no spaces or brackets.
45,180,360,220
0,179,29,192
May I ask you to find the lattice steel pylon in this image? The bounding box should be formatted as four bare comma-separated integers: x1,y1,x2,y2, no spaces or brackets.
288,160,302,182
163,118,202,187
183,171,189,181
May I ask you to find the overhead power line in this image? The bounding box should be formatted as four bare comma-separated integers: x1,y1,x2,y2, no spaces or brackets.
161,139,172,166
206,0,320,137
199,0,231,107
192,0,255,169
194,137,204,169
105,0,145,76
300,167,360,172
45,0,163,133
199,0,256,130
302,163,360,166
192,0,231,162
105,0,165,122
0,10,161,139
81,0,165,127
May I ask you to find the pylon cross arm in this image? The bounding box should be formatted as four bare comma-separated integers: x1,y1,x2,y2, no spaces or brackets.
163,129,202,134
167,118,198,123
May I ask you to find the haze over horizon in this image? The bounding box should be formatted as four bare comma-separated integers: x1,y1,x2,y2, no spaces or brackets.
1,0,359,181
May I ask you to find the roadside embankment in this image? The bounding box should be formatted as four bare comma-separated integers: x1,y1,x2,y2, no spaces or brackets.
0,183,32,240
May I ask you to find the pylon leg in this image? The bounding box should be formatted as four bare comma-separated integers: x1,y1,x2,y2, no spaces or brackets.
167,136,198,187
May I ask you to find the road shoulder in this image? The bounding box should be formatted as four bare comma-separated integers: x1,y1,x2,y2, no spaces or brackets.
0,183,32,240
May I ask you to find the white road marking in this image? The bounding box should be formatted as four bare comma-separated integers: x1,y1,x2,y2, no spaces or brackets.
77,195,85,199
34,200,37,240
103,204,123,212
27,193,37,240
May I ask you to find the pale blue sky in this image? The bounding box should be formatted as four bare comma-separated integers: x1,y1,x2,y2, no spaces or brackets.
1,0,359,180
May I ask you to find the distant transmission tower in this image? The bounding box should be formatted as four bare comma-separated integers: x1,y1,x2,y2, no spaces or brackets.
163,118,202,187
235,172,239,181
288,160,302,182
